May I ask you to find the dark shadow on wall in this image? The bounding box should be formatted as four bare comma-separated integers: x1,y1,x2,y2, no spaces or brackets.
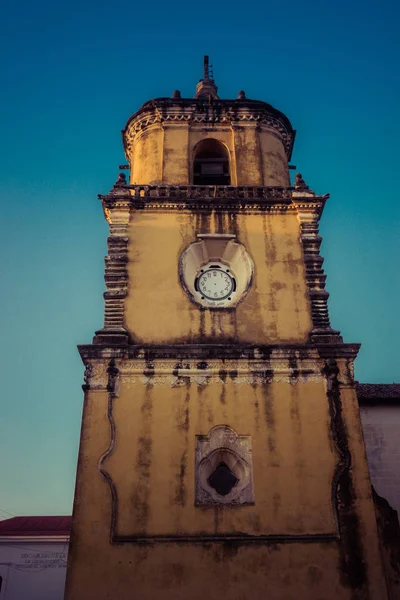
373,486,400,599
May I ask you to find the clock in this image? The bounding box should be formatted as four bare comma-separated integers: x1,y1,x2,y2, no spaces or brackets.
195,264,236,303
179,236,253,309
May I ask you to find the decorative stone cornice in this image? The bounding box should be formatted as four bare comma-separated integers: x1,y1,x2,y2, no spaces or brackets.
79,343,360,367
80,352,359,389
122,98,295,159
99,184,329,216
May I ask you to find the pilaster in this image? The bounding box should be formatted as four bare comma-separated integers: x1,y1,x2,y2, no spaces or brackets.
93,180,131,345
293,184,342,345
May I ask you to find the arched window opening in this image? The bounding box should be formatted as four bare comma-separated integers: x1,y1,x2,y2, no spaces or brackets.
193,139,230,185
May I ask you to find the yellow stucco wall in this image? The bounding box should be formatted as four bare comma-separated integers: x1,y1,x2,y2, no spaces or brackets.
65,540,371,600
233,125,263,186
259,128,291,186
109,378,335,536
130,125,164,184
338,385,390,600
124,209,312,344
127,123,289,186
65,363,388,600
162,125,189,185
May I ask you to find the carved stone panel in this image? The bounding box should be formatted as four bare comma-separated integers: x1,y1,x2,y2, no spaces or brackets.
195,425,254,506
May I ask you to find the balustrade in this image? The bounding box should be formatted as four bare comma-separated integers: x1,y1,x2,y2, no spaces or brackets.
123,185,293,201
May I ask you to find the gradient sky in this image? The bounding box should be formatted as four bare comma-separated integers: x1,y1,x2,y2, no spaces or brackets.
0,0,399,517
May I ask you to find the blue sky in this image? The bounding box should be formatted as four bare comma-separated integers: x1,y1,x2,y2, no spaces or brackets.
0,0,399,516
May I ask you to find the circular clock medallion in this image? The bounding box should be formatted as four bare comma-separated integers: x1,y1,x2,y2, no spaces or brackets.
179,237,253,309
196,265,235,302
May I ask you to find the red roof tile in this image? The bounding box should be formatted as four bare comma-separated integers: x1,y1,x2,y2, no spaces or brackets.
0,516,71,537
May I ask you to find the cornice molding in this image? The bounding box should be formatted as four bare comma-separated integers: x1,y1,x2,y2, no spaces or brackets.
99,184,328,218
78,343,360,364
123,101,295,158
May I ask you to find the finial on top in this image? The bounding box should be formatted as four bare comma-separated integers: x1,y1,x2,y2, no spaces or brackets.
195,55,219,100
204,55,210,80
294,173,309,190
172,90,181,99
237,90,246,100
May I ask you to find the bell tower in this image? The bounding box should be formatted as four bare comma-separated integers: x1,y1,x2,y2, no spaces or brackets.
65,58,389,600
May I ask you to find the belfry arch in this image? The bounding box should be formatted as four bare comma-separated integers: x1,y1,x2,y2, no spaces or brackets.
192,139,231,185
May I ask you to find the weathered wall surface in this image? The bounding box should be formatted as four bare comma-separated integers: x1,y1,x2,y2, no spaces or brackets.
259,127,290,186
127,123,289,186
162,125,189,185
232,125,263,186
65,542,365,600
124,209,312,344
65,359,388,600
108,377,335,536
130,126,164,185
360,405,400,515
338,385,390,599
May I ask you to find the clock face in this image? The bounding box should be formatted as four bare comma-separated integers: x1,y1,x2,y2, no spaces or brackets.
197,267,235,301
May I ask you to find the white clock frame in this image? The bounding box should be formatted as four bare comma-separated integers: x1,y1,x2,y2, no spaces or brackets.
179,234,253,309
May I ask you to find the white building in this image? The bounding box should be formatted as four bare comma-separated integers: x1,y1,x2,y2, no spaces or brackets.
358,384,400,514
0,516,70,600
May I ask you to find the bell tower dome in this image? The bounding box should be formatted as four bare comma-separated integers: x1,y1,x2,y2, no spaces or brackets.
123,56,294,187
65,58,389,600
